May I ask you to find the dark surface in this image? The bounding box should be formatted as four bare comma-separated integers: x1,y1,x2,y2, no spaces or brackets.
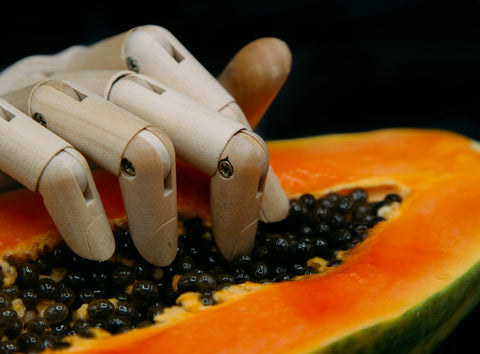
1,0,480,352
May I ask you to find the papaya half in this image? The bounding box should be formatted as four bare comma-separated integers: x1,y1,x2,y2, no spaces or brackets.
0,127,479,353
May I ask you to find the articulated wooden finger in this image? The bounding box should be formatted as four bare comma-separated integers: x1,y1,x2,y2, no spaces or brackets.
211,131,269,260
0,45,84,95
62,71,268,258
48,70,247,173
107,75,245,175
38,148,115,261
217,38,292,223
0,99,70,190
217,37,292,129
108,75,269,259
6,80,179,265
123,29,291,223
0,99,114,260
61,26,238,120
21,80,146,174
120,128,178,266
62,28,135,72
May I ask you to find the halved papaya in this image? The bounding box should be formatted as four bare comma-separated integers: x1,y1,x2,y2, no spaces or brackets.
1,128,479,353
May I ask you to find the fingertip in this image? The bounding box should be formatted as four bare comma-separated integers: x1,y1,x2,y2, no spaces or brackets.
132,217,178,267
218,37,292,129
83,215,115,261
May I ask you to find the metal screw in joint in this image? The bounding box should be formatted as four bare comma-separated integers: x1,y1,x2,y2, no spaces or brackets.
122,158,136,176
126,56,140,73
218,158,234,179
32,113,47,126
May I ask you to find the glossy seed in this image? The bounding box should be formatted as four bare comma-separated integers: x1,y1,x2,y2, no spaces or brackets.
350,188,368,204
0,292,11,309
111,265,134,288
174,255,195,274
273,265,289,277
231,254,252,270
337,195,354,214
215,274,235,284
110,291,130,303
315,222,331,237
326,192,339,204
313,237,328,253
0,308,18,330
353,204,372,221
291,263,305,275
4,317,22,339
50,321,72,337
38,278,57,300
105,316,131,334
252,262,269,280
293,240,313,260
16,332,42,353
312,205,330,223
21,289,38,310
271,234,290,255
87,299,115,321
44,303,69,325
63,271,87,290
177,272,198,293
26,318,47,335
233,268,250,283
195,274,216,294
132,280,159,303
299,193,316,210
384,193,402,203
116,302,141,324
289,202,310,223
56,287,76,308
317,197,334,210
200,294,216,306
76,289,96,306
17,263,39,288
0,339,19,354
72,319,91,332
1,285,19,299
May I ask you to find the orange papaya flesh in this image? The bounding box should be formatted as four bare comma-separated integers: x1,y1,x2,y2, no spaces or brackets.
1,128,480,352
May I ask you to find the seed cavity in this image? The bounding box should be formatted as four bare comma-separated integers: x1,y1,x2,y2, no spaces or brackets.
0,188,400,353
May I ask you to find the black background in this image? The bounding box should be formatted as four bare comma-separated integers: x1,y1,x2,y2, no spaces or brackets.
1,0,479,352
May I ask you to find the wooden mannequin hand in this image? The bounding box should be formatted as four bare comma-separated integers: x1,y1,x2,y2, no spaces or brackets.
0,26,292,265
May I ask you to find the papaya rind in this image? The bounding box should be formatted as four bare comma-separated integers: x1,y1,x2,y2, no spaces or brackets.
313,254,480,353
